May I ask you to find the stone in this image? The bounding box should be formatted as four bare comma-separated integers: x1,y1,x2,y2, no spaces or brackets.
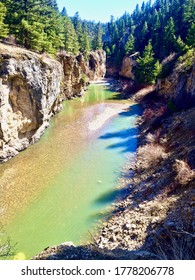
119,53,139,79
0,44,106,162
157,59,195,110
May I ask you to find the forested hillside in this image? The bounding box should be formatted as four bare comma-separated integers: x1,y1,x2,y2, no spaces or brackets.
103,0,194,83
103,0,194,60
0,0,194,71
0,0,103,56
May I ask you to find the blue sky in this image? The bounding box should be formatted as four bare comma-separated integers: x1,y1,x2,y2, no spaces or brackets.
57,0,146,22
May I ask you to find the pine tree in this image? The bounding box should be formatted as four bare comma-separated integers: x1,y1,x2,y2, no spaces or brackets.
79,22,90,58
1,0,64,53
93,23,103,50
140,21,149,49
135,40,161,84
63,16,79,55
0,2,8,38
183,0,195,25
186,22,195,47
61,7,67,17
163,17,177,56
175,36,188,52
124,34,135,55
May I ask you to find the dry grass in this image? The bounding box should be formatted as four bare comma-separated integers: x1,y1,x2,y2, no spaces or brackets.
143,106,167,123
146,129,161,144
174,160,195,186
151,229,195,260
137,143,167,169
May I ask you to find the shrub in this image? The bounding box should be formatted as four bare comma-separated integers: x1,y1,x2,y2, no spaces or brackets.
174,160,195,186
146,130,161,144
143,106,167,122
151,228,195,260
137,143,167,169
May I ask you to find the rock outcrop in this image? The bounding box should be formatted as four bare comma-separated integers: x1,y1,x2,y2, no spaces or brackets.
0,44,106,162
119,53,139,79
58,53,87,99
0,44,63,162
88,50,106,80
157,51,195,109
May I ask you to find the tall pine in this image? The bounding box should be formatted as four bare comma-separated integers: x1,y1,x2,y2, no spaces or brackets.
0,2,8,38
135,41,161,84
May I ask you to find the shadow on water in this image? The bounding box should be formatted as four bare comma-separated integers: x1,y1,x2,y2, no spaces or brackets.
88,187,130,224
118,104,142,118
95,187,130,205
99,128,137,140
99,104,142,153
90,104,142,223
106,136,138,153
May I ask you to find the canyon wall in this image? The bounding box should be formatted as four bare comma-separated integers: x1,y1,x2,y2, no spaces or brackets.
119,53,139,79
0,43,106,162
157,54,195,109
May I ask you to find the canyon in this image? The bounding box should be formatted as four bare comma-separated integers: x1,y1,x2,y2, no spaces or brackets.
0,43,106,162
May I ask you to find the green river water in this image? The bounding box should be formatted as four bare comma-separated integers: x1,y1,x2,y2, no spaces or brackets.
0,82,142,259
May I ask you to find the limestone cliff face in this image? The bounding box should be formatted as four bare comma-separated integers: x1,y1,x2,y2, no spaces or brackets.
0,44,63,162
119,53,139,79
58,53,87,99
88,50,106,80
157,53,195,109
58,49,106,99
0,44,106,162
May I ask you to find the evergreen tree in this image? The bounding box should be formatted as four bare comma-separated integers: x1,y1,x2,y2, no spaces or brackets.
124,34,135,55
186,22,195,47
61,7,67,17
63,16,79,55
93,23,103,50
135,41,161,84
1,0,64,53
183,0,195,25
163,17,177,56
80,22,90,58
0,2,8,38
140,21,149,49
175,36,188,52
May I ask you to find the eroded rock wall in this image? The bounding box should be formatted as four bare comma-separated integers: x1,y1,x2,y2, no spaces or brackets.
157,53,195,109
0,44,106,162
88,50,106,80
58,49,106,99
0,45,63,161
119,53,139,79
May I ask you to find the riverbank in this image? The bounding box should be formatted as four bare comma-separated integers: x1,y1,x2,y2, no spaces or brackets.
95,85,195,259
34,82,195,260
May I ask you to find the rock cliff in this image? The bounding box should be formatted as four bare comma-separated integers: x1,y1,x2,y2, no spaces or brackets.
0,44,63,162
157,51,195,109
0,44,106,162
119,53,139,79
58,49,106,99
88,50,106,80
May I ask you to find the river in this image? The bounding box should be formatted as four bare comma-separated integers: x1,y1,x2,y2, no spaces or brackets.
0,81,142,259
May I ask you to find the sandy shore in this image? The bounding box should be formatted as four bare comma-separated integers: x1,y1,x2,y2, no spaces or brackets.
88,103,130,132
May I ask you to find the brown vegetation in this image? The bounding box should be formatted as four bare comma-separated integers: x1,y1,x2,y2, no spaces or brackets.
174,159,195,186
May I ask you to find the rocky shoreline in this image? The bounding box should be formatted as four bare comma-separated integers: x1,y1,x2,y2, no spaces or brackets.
93,76,195,256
